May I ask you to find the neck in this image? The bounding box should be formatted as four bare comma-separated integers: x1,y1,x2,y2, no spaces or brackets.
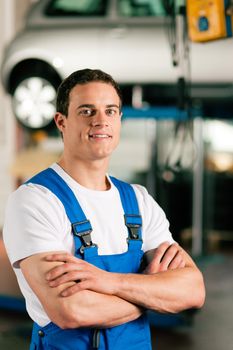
57,156,110,191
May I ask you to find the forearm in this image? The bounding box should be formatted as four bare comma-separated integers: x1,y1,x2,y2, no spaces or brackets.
61,289,142,329
20,252,142,331
110,245,206,314
112,266,205,314
44,249,205,319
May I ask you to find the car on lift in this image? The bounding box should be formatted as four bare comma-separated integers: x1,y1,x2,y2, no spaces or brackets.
1,0,233,129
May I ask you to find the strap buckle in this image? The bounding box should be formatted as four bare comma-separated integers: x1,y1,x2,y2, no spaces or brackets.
72,220,97,254
127,224,141,240
124,214,142,241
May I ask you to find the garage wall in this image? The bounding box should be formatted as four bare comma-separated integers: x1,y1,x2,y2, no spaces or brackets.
0,0,32,228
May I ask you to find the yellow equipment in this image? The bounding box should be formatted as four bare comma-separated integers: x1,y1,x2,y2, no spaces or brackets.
187,0,233,42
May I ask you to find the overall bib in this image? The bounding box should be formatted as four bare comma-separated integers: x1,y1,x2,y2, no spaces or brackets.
26,168,152,350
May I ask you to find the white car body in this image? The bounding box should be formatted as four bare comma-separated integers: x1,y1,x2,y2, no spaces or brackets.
1,0,233,128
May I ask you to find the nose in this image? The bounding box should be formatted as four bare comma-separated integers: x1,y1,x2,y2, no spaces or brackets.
91,110,109,127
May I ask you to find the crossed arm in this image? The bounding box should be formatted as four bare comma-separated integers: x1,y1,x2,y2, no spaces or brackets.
20,242,205,329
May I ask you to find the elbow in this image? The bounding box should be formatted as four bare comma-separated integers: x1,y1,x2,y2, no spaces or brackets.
57,304,84,329
56,310,81,330
183,269,205,311
171,269,206,313
192,270,206,309
51,291,94,329
49,303,80,329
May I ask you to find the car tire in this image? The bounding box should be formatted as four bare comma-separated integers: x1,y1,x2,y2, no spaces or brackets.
11,75,59,130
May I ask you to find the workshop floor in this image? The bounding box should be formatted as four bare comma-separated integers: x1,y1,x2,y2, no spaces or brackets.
152,246,233,350
0,245,233,350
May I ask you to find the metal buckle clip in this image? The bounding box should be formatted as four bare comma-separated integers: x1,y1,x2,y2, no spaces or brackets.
127,224,141,240
72,220,97,254
77,230,93,247
124,214,142,241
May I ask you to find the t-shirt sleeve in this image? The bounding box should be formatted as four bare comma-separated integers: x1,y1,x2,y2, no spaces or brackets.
132,184,175,252
3,183,69,268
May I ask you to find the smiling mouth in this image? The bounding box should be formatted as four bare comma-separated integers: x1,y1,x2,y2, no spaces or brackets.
89,134,112,139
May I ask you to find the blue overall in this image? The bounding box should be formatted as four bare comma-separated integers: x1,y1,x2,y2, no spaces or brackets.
26,168,152,350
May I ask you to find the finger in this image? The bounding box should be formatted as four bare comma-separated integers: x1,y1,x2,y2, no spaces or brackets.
154,242,171,261
168,251,185,270
61,284,81,297
178,259,186,269
46,262,83,281
158,243,180,272
48,270,87,287
61,281,89,297
45,254,100,274
45,253,77,263
148,242,171,268
144,242,171,274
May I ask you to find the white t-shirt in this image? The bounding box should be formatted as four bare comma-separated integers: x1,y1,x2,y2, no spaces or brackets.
3,163,174,326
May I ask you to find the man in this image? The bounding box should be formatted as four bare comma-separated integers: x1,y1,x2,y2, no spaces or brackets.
3,69,205,349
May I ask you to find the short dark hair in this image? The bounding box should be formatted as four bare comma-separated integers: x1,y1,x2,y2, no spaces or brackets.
56,68,122,116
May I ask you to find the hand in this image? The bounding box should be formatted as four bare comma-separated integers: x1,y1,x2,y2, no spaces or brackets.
144,242,186,274
45,253,118,297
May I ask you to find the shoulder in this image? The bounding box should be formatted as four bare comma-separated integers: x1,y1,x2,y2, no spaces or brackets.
131,183,149,199
131,183,161,211
131,183,175,249
131,183,170,231
6,182,63,212
3,183,69,268
4,182,67,238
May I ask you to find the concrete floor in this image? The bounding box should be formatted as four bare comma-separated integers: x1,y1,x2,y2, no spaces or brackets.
0,246,233,350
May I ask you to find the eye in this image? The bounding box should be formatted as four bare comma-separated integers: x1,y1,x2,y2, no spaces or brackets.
78,108,95,117
106,108,118,116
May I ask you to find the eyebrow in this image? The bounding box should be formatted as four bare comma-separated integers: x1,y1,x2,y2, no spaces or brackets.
77,104,120,110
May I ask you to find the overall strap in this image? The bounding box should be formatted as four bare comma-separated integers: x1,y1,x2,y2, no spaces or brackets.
25,168,97,258
110,176,143,250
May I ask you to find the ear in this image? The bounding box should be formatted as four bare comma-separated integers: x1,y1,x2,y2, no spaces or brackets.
54,112,66,132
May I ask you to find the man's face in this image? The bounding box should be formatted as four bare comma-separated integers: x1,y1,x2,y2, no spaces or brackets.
55,82,122,163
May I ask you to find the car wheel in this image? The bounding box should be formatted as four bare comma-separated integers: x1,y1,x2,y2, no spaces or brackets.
12,76,58,129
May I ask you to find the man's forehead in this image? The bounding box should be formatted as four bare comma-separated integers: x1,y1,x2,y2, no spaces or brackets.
71,81,115,92
69,82,120,105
